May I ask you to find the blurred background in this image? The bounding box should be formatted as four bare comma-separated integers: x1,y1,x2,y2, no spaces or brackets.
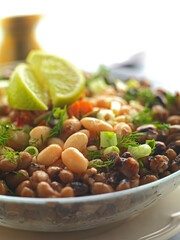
0,0,180,91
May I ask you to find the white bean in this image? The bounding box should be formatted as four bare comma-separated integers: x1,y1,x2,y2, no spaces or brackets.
64,132,88,152
36,144,62,166
62,147,88,173
80,117,113,133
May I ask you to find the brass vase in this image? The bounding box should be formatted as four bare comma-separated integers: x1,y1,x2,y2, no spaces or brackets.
0,14,42,63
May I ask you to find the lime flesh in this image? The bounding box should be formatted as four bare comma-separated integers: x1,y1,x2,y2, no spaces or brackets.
7,63,48,110
27,50,85,107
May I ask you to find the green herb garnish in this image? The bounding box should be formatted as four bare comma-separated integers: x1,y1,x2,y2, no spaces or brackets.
48,106,68,138
12,171,27,177
166,93,177,108
86,149,103,160
117,131,143,148
132,108,171,130
146,139,156,154
89,158,114,168
3,149,21,164
124,88,158,107
132,107,152,126
4,182,15,195
0,121,16,147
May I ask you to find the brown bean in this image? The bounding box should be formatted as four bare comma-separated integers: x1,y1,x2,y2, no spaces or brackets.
94,173,106,183
116,179,130,191
149,155,169,174
0,156,18,172
140,175,158,185
120,157,139,178
47,166,61,180
166,148,177,161
59,169,74,183
167,115,180,125
20,187,36,197
50,181,63,192
7,130,29,151
70,182,89,196
36,181,60,198
91,182,114,195
62,118,81,139
28,162,46,176
15,180,33,196
17,151,32,170
30,170,50,188
6,170,29,189
0,180,7,195
60,186,75,197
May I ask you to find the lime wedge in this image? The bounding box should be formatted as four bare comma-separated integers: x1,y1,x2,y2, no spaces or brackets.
7,63,48,110
27,50,85,107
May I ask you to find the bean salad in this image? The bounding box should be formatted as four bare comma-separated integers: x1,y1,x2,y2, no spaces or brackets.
0,66,180,198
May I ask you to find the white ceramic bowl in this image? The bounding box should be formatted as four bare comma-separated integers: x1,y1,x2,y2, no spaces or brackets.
0,170,180,232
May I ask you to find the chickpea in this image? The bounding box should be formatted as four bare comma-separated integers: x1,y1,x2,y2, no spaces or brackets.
114,122,132,138
87,145,98,151
62,147,89,174
78,129,90,138
36,144,62,166
64,132,88,152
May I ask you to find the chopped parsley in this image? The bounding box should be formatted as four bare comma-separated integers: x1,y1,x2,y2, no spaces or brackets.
47,106,68,138
132,107,171,130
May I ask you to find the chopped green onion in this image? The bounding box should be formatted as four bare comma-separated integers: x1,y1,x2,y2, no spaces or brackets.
127,144,151,159
97,109,115,124
110,101,121,115
104,146,120,155
24,146,39,157
100,131,117,148
88,78,108,94
127,78,140,89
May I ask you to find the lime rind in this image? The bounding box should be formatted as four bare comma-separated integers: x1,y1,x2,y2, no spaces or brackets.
7,64,48,110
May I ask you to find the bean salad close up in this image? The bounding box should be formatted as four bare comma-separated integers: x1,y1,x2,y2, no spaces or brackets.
0,65,180,198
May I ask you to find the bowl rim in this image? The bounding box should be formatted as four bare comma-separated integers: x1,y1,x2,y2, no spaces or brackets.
0,169,180,204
